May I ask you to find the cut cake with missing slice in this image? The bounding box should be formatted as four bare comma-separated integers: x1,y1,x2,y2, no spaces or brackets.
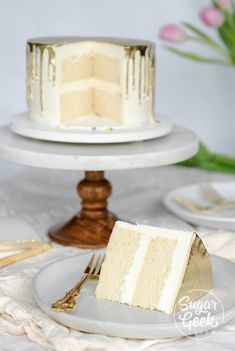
95,221,213,314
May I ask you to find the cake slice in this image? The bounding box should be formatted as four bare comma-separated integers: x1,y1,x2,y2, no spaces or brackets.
95,221,213,314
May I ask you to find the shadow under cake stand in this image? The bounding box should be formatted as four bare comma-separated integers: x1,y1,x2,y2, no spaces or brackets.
0,125,198,248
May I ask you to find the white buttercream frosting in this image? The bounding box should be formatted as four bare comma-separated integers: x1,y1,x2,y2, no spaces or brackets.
121,234,150,304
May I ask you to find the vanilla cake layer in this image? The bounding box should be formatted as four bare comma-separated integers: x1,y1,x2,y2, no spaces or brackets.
96,225,141,301
131,237,177,309
62,54,94,83
60,89,122,123
60,90,93,123
26,37,155,128
95,221,213,314
61,53,120,84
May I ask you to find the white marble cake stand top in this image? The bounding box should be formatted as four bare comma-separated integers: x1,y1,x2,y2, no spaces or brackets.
0,125,198,171
10,112,172,144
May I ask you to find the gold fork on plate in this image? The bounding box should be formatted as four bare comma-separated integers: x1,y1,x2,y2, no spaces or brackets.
175,194,221,213
200,184,235,208
175,188,235,214
51,253,104,312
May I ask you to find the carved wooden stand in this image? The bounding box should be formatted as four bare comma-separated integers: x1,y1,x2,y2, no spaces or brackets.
49,171,117,248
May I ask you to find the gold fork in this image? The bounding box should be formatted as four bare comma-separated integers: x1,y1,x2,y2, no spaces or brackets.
175,193,235,214
200,184,235,208
51,253,104,312
175,194,220,213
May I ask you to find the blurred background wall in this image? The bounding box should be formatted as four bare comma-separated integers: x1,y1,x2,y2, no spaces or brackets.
0,0,234,180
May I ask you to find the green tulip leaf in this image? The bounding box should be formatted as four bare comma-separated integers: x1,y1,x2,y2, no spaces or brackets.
180,143,235,174
218,22,235,63
165,46,231,65
182,22,225,53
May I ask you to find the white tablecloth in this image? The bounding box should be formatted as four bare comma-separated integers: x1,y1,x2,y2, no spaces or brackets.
0,166,235,351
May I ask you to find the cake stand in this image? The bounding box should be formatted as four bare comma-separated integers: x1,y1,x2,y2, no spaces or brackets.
0,125,198,248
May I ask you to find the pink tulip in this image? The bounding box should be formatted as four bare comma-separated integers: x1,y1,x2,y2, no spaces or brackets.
159,24,187,43
214,0,233,11
200,7,225,27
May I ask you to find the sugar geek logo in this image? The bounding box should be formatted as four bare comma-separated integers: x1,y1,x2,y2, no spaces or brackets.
173,289,224,339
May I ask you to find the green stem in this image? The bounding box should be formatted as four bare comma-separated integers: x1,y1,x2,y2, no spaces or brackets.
166,46,233,66
188,36,229,58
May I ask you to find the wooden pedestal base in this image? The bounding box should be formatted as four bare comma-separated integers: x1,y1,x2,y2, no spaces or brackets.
49,171,117,248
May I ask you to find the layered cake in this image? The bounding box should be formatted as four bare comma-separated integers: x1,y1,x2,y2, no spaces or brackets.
26,37,155,128
95,221,213,314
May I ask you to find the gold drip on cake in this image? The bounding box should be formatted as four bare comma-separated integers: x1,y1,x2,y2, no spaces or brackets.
124,53,130,98
132,52,135,89
145,48,151,101
26,44,36,104
148,47,155,120
124,47,135,98
143,55,146,99
34,46,39,80
138,54,141,104
138,54,144,104
124,45,154,109
39,47,45,115
26,42,57,115
47,47,56,84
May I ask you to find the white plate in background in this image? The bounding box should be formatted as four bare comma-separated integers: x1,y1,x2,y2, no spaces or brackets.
164,182,235,230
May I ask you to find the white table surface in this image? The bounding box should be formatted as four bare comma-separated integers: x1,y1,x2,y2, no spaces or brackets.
0,165,235,351
0,125,198,170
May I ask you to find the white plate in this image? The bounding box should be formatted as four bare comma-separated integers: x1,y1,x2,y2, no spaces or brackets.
10,112,172,144
164,182,235,230
32,252,235,339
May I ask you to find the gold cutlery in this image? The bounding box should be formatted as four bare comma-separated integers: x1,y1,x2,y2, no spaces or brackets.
0,240,51,268
200,184,235,208
175,194,223,213
51,253,104,312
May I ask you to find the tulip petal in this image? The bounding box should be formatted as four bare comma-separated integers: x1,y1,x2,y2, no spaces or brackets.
200,7,225,27
159,24,187,43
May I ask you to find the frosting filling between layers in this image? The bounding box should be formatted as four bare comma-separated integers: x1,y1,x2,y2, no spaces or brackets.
121,235,149,304
157,232,196,313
